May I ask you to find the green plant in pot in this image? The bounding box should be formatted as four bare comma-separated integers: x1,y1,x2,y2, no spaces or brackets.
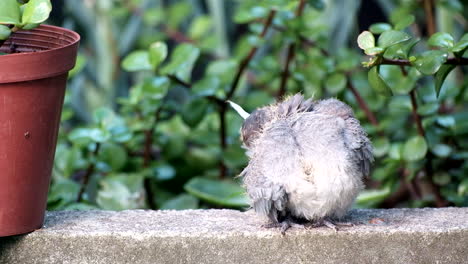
0,0,80,236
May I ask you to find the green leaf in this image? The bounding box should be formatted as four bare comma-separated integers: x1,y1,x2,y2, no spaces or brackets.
436,115,455,128
153,164,176,181
69,54,87,78
121,50,152,72
452,33,468,53
403,135,428,161
161,43,200,83
21,23,39,30
184,177,249,207
308,0,325,10
68,128,111,144
377,30,411,48
384,38,419,60
357,31,375,50
364,47,384,56
96,174,145,210
417,102,440,116
247,35,265,47
142,76,170,100
413,50,448,75
433,172,451,186
373,137,390,158
47,177,80,205
388,143,404,160
181,97,209,128
369,23,392,34
434,64,456,97
206,59,238,84
458,179,468,196
427,32,454,49
391,67,420,95
0,0,20,25
0,24,11,40
325,72,346,94
21,0,52,25
148,42,167,70
355,186,391,206
393,15,415,30
189,16,212,39
97,143,128,171
368,66,392,96
193,76,221,97
431,144,452,158
160,194,199,210
233,6,267,23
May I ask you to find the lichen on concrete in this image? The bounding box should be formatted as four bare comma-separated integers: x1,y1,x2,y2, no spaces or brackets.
0,208,467,264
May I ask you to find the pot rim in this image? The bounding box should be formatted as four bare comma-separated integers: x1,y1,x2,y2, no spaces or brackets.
0,25,81,84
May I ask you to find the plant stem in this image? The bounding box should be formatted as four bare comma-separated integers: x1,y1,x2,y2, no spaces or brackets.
381,57,468,66
423,0,436,36
218,110,228,179
277,44,296,99
77,142,101,202
401,66,446,207
142,107,163,209
227,9,276,99
277,0,307,99
346,78,380,128
216,9,276,179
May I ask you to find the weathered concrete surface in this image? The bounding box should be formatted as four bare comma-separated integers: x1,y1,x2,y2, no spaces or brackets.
0,208,467,264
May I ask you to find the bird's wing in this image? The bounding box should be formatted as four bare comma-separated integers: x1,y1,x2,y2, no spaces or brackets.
241,120,303,223
305,98,373,177
343,117,374,177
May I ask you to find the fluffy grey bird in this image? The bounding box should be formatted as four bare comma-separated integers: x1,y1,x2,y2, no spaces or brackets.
228,94,373,233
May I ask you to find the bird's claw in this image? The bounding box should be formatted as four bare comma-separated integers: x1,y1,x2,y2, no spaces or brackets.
262,219,305,235
311,219,354,232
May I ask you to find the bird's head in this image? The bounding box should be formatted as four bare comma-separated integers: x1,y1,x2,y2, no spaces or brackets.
227,100,272,148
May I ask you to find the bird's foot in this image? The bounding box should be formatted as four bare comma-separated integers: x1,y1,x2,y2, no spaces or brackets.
262,218,305,235
311,219,354,232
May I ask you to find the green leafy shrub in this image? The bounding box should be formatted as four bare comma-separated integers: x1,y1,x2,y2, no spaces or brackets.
49,0,467,211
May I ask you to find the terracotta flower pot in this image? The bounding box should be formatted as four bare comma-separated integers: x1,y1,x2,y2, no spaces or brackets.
0,25,80,236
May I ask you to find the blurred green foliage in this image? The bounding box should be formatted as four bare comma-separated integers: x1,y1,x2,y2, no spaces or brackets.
48,0,468,211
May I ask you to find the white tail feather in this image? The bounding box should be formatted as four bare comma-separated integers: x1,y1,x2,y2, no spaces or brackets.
227,100,250,120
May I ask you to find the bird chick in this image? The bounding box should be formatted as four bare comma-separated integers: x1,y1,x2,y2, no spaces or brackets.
229,94,373,233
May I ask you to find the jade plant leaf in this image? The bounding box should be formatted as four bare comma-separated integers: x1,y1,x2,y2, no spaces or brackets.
403,135,428,161
325,72,347,94
148,41,167,70
393,15,415,30
181,97,209,128
0,0,20,25
377,30,411,48
308,0,325,10
184,177,249,207
121,50,152,72
161,43,200,83
96,174,145,210
368,66,392,96
22,0,52,25
0,25,12,40
413,50,448,75
452,33,468,53
369,23,392,34
357,31,375,50
427,32,454,49
434,64,456,97
160,194,199,210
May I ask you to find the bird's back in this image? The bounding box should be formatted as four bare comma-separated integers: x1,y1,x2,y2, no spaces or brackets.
242,97,371,222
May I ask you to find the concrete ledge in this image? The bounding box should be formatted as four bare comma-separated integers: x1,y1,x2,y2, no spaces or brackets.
1,208,467,264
